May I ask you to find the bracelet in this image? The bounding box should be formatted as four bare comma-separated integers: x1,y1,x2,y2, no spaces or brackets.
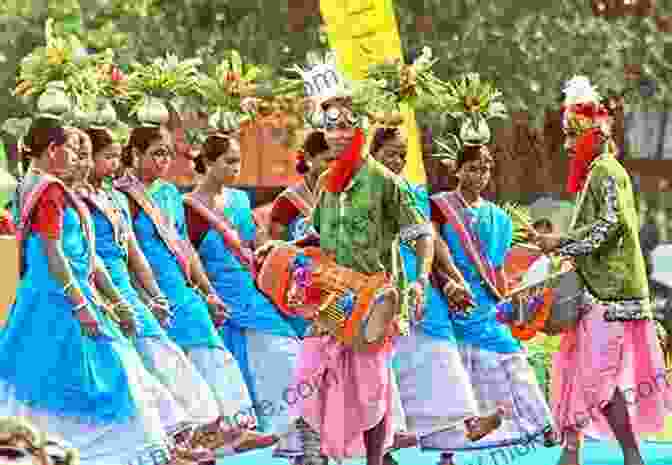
72,302,87,314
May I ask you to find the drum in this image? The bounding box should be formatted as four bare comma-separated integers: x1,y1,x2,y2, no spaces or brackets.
256,244,399,351
0,236,18,328
501,243,579,339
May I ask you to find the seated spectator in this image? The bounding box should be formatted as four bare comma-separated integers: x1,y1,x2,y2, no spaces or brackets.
532,217,554,235
0,416,46,464
42,437,78,465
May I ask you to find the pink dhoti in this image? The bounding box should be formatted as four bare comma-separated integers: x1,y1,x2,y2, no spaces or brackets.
551,298,672,440
290,335,394,459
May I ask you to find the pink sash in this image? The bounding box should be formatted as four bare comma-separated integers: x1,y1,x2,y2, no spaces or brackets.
114,176,192,283
183,193,257,278
16,172,97,278
431,191,503,300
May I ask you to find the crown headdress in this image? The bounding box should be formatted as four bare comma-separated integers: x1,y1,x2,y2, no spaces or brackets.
560,75,610,133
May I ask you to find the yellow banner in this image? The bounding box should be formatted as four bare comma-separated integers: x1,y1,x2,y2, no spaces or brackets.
319,0,426,185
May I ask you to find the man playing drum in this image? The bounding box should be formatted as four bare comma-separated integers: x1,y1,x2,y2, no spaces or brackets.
265,53,435,465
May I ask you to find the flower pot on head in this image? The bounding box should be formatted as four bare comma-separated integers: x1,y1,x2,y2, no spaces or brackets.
209,109,240,133
89,99,117,128
137,97,170,127
37,81,72,118
460,116,491,147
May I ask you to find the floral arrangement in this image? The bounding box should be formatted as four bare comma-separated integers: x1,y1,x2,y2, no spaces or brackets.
198,50,268,132
358,46,448,125
125,53,202,125
13,18,116,116
441,73,508,147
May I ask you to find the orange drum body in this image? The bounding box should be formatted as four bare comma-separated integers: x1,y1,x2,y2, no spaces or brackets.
256,244,399,351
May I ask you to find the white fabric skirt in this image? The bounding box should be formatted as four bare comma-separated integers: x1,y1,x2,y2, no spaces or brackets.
420,343,553,452
136,337,219,427
0,340,183,465
186,346,255,424
394,328,478,439
244,330,303,457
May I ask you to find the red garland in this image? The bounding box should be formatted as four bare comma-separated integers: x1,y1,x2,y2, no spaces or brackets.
325,128,366,193
567,127,601,194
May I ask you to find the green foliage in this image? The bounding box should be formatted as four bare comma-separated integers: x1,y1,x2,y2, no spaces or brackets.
2,0,672,146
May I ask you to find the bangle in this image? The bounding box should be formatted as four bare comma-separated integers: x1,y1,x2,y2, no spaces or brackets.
63,280,75,294
72,302,87,314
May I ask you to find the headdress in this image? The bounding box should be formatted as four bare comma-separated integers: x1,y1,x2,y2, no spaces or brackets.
125,53,202,127
13,18,117,121
560,75,610,134
274,47,448,132
428,73,508,161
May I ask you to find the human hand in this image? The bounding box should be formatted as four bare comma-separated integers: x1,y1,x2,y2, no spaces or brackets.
534,233,563,254
113,300,137,337
442,281,475,312
207,293,231,327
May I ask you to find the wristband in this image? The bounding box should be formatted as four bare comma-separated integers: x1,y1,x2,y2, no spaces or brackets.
72,302,87,314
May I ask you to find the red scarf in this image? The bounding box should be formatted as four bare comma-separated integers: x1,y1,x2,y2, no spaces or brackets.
567,127,601,194
325,128,365,193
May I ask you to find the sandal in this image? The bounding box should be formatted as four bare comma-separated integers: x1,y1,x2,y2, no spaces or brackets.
464,411,503,442
230,430,279,454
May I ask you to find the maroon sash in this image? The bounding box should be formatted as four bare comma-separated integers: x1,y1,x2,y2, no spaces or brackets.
114,176,192,283
183,192,257,278
431,191,503,300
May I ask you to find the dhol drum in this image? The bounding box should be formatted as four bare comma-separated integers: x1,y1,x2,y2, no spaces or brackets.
500,243,579,339
256,244,399,351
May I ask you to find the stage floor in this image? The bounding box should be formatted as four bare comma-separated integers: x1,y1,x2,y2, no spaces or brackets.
218,439,672,464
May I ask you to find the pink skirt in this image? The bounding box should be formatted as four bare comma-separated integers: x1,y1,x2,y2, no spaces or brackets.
290,335,394,459
551,299,672,440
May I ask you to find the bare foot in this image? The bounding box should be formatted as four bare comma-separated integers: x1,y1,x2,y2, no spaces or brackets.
556,447,581,465
391,432,418,450
465,411,502,442
231,430,279,453
437,452,457,465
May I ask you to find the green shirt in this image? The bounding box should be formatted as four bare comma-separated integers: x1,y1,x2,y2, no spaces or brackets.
312,155,428,276
560,152,651,320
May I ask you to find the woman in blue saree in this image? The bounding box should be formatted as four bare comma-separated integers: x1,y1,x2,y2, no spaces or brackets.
426,144,555,464
115,125,277,456
370,127,501,465
80,127,229,443
184,132,303,460
269,131,334,338
0,119,175,465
